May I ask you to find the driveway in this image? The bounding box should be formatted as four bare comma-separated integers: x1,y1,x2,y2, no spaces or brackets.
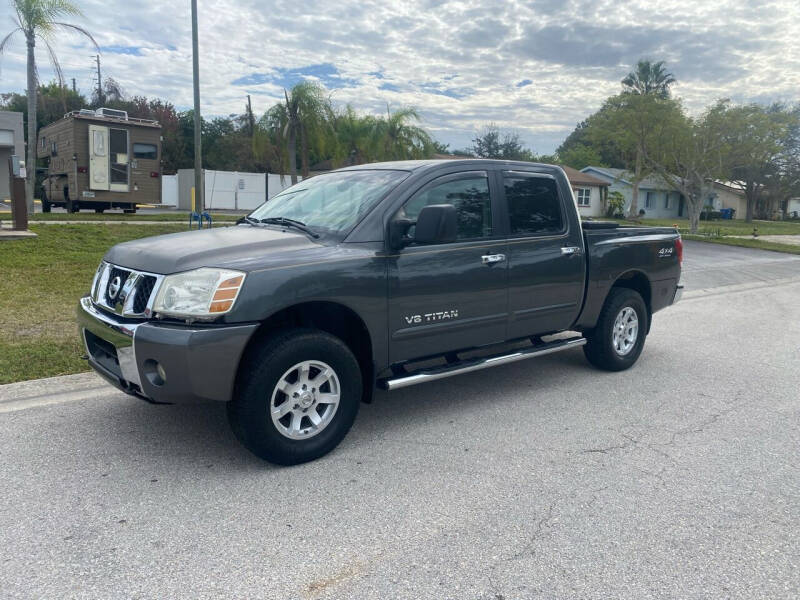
0,242,798,599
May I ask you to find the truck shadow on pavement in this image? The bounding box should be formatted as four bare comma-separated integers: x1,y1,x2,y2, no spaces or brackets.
107,348,604,469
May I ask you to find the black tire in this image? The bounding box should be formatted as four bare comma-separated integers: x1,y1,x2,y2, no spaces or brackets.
94,207,105,214
123,206,137,214
583,288,648,372
66,199,79,213
227,328,362,465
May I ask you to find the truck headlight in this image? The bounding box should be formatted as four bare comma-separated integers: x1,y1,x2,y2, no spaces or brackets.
152,268,246,320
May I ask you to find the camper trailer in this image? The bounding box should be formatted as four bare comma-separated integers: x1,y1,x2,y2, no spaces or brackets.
37,108,162,213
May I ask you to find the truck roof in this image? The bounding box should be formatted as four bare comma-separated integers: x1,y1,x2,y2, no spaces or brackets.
339,158,562,173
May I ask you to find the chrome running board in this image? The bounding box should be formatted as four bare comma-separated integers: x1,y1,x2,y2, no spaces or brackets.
380,336,586,391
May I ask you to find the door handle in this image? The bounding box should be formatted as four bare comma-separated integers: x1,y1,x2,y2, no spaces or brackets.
561,246,582,256
481,254,506,265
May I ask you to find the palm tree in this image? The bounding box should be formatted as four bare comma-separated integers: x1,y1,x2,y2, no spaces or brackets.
331,105,378,166
1,0,97,215
373,106,433,161
622,59,676,98
257,82,332,184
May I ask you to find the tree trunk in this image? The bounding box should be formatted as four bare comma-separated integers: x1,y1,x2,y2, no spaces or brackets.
745,181,754,222
287,125,298,185
300,124,309,178
25,36,37,216
687,197,701,233
627,147,642,218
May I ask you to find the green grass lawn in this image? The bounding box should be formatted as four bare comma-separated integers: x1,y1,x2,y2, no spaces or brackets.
681,234,800,255
0,223,185,384
605,217,800,236
0,211,240,222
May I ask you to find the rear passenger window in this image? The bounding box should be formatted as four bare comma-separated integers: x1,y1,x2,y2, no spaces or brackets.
403,176,492,240
504,176,564,235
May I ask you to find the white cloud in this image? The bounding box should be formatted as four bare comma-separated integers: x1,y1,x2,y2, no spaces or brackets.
1,0,798,153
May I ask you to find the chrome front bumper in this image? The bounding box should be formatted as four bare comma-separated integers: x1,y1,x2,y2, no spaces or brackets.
77,295,144,391
77,296,258,403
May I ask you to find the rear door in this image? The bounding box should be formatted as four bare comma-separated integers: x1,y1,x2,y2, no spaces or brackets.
88,124,109,191
501,171,585,335
387,170,508,364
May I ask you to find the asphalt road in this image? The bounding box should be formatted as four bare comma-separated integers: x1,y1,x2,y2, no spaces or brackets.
1,242,798,599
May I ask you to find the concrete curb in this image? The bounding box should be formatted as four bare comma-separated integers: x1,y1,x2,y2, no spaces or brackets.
0,372,115,413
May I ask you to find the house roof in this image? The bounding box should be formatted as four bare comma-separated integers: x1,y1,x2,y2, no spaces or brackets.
560,165,609,187
713,180,746,196
581,166,679,190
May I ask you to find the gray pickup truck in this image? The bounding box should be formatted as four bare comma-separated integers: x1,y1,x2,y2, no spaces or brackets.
78,160,683,464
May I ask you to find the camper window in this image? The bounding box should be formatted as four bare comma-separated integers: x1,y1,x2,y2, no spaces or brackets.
92,130,106,156
133,143,157,160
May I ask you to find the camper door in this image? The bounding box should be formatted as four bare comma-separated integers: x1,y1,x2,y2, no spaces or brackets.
88,125,110,191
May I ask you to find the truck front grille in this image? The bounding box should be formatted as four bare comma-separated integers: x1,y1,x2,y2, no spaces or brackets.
92,262,164,317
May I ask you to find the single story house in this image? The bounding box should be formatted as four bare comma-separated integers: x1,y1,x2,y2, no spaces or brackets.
0,111,25,201
707,181,746,219
559,165,609,218
787,198,800,218
581,166,685,219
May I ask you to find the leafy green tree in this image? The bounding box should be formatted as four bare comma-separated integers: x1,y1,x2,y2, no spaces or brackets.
587,93,678,217
557,119,624,169
471,124,534,161
721,103,800,221
622,59,677,98
642,100,730,232
558,144,604,170
1,0,97,214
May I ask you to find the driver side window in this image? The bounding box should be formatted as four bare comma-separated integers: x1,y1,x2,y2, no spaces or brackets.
403,176,492,240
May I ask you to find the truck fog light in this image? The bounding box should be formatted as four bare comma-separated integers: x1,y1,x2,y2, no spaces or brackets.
143,359,166,386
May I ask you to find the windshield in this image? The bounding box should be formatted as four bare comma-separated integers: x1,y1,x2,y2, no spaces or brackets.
249,170,409,238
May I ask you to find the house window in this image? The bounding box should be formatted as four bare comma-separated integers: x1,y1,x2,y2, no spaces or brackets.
665,192,672,209
40,136,46,149
51,141,57,156
575,188,591,206
645,191,654,209
133,142,158,160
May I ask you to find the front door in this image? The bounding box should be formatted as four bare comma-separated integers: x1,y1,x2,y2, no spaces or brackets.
387,171,508,364
502,172,585,336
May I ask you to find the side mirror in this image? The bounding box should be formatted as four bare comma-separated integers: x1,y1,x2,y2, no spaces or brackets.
389,217,415,250
413,204,457,245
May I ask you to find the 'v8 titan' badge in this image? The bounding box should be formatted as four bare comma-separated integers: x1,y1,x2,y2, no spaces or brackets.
404,310,459,325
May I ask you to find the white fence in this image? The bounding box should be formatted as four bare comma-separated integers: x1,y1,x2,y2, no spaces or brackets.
163,170,302,210
161,174,178,207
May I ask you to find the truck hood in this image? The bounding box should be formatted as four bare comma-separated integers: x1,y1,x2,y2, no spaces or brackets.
103,225,324,273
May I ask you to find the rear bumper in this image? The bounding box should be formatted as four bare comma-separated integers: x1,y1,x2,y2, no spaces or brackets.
77,296,258,403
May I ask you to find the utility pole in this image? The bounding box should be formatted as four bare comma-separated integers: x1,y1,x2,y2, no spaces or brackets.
191,0,203,214
95,54,102,104
246,94,254,136
71,78,76,93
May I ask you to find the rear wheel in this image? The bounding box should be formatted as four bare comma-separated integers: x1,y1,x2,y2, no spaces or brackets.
583,288,648,371
227,329,362,465
94,207,105,214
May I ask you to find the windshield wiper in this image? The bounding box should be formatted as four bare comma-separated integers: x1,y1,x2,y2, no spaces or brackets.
259,217,320,238
237,215,261,226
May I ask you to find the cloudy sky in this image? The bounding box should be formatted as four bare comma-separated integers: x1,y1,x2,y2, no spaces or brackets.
2,0,799,153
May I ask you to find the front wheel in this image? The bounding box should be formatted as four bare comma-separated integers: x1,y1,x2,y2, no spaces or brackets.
583,288,648,371
227,329,362,465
